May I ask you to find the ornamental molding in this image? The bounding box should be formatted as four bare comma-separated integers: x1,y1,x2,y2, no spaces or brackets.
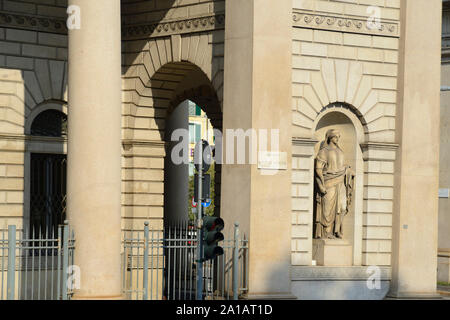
122,14,225,40
360,142,399,151
0,10,225,38
0,10,67,34
292,137,318,147
292,10,399,38
122,139,167,149
0,134,66,143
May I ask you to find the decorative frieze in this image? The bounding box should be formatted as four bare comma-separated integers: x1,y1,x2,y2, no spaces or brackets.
122,14,225,40
0,11,67,34
293,10,399,38
0,10,225,39
1,9,397,39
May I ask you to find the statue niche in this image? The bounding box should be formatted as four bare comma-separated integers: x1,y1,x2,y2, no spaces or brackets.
313,129,355,240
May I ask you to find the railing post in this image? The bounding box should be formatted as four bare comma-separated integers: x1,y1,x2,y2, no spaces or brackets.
62,221,69,300
232,222,239,301
7,225,16,300
143,222,149,300
57,225,62,300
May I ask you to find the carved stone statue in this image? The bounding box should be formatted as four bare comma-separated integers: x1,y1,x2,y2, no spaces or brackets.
314,129,355,239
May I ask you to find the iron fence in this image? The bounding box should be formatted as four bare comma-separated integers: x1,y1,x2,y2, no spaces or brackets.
122,221,249,300
0,222,75,300
0,220,248,300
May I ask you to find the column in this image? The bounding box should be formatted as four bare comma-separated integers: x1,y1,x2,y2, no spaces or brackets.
389,0,442,298
221,0,295,299
67,0,123,299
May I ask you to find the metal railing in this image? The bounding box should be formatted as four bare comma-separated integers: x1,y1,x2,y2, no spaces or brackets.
0,222,75,300
122,221,248,300
1,220,247,300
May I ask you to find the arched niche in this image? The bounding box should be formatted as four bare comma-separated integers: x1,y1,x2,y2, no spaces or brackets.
312,105,365,266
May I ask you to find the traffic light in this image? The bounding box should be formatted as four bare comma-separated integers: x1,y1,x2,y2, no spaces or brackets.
194,140,212,173
193,173,211,203
202,216,224,261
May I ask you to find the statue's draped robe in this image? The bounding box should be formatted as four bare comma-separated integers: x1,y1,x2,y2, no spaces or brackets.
314,146,355,239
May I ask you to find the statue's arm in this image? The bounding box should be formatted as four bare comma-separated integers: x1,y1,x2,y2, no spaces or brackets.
315,159,327,195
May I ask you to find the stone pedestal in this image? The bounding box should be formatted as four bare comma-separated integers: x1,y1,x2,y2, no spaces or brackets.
291,266,392,300
313,239,353,266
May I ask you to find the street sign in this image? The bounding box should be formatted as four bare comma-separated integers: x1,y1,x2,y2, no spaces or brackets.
191,196,198,208
201,199,212,208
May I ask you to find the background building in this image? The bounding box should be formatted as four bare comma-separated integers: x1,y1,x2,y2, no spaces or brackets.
188,100,215,176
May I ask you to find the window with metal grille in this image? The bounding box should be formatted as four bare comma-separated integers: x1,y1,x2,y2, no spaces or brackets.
30,154,67,239
29,110,67,241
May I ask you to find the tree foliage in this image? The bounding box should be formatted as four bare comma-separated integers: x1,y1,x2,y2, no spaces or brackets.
188,162,215,222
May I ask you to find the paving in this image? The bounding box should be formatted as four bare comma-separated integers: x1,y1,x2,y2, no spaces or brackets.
438,286,450,300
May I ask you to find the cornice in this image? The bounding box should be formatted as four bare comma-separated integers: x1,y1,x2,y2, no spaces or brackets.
292,137,318,146
0,10,225,39
360,142,399,151
122,139,167,148
0,133,66,142
1,9,400,40
292,9,399,38
0,10,67,34
122,13,225,40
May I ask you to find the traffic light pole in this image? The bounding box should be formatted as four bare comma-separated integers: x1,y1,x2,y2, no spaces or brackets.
196,147,204,301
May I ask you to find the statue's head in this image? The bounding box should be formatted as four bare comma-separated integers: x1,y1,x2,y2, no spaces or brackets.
325,129,340,145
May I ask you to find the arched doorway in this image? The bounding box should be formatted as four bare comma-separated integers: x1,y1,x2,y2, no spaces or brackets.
122,57,224,299
124,60,223,228
25,105,67,239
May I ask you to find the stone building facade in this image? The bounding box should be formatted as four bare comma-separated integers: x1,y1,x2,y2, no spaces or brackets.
0,0,446,299
440,0,450,286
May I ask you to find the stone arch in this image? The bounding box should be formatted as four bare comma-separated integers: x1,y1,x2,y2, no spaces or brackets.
22,61,68,118
121,31,224,230
25,101,67,135
294,60,395,143
169,84,222,130
122,31,224,141
313,102,368,145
